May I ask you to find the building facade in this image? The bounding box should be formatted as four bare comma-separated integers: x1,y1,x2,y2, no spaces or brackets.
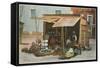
72,7,96,38
19,4,72,33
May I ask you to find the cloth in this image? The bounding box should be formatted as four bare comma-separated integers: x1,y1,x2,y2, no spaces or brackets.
65,48,74,58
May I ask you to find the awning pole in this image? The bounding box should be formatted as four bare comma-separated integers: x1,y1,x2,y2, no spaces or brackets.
61,27,64,55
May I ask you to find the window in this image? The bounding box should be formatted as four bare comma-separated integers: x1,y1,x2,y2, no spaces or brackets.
31,9,38,32
31,9,36,18
55,10,61,14
87,15,93,25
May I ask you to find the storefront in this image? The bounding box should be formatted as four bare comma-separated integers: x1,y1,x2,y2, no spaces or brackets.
43,14,89,54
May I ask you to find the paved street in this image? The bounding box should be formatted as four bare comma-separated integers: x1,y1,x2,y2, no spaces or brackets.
19,39,96,64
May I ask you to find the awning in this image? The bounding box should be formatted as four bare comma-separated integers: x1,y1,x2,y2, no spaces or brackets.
43,15,80,27
43,16,61,23
52,16,80,27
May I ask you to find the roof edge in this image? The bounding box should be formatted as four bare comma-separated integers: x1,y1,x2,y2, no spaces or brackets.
43,14,80,16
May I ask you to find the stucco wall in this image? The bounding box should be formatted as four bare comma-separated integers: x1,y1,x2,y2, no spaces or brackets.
19,4,72,32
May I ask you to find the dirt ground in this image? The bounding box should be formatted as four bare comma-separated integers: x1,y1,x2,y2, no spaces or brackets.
19,33,96,64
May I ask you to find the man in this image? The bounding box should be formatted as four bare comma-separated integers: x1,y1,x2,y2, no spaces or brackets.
71,31,77,46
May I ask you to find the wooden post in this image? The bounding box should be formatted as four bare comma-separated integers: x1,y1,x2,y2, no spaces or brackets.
61,27,64,55
56,27,57,36
43,22,45,39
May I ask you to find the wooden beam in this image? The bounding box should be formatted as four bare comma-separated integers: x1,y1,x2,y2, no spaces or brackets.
61,27,65,55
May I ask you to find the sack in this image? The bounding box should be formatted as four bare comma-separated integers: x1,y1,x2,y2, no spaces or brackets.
65,48,74,58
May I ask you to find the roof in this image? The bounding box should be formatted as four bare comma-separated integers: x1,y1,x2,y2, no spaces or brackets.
43,14,80,16
80,18,87,25
43,14,81,27
43,16,60,23
53,16,80,27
